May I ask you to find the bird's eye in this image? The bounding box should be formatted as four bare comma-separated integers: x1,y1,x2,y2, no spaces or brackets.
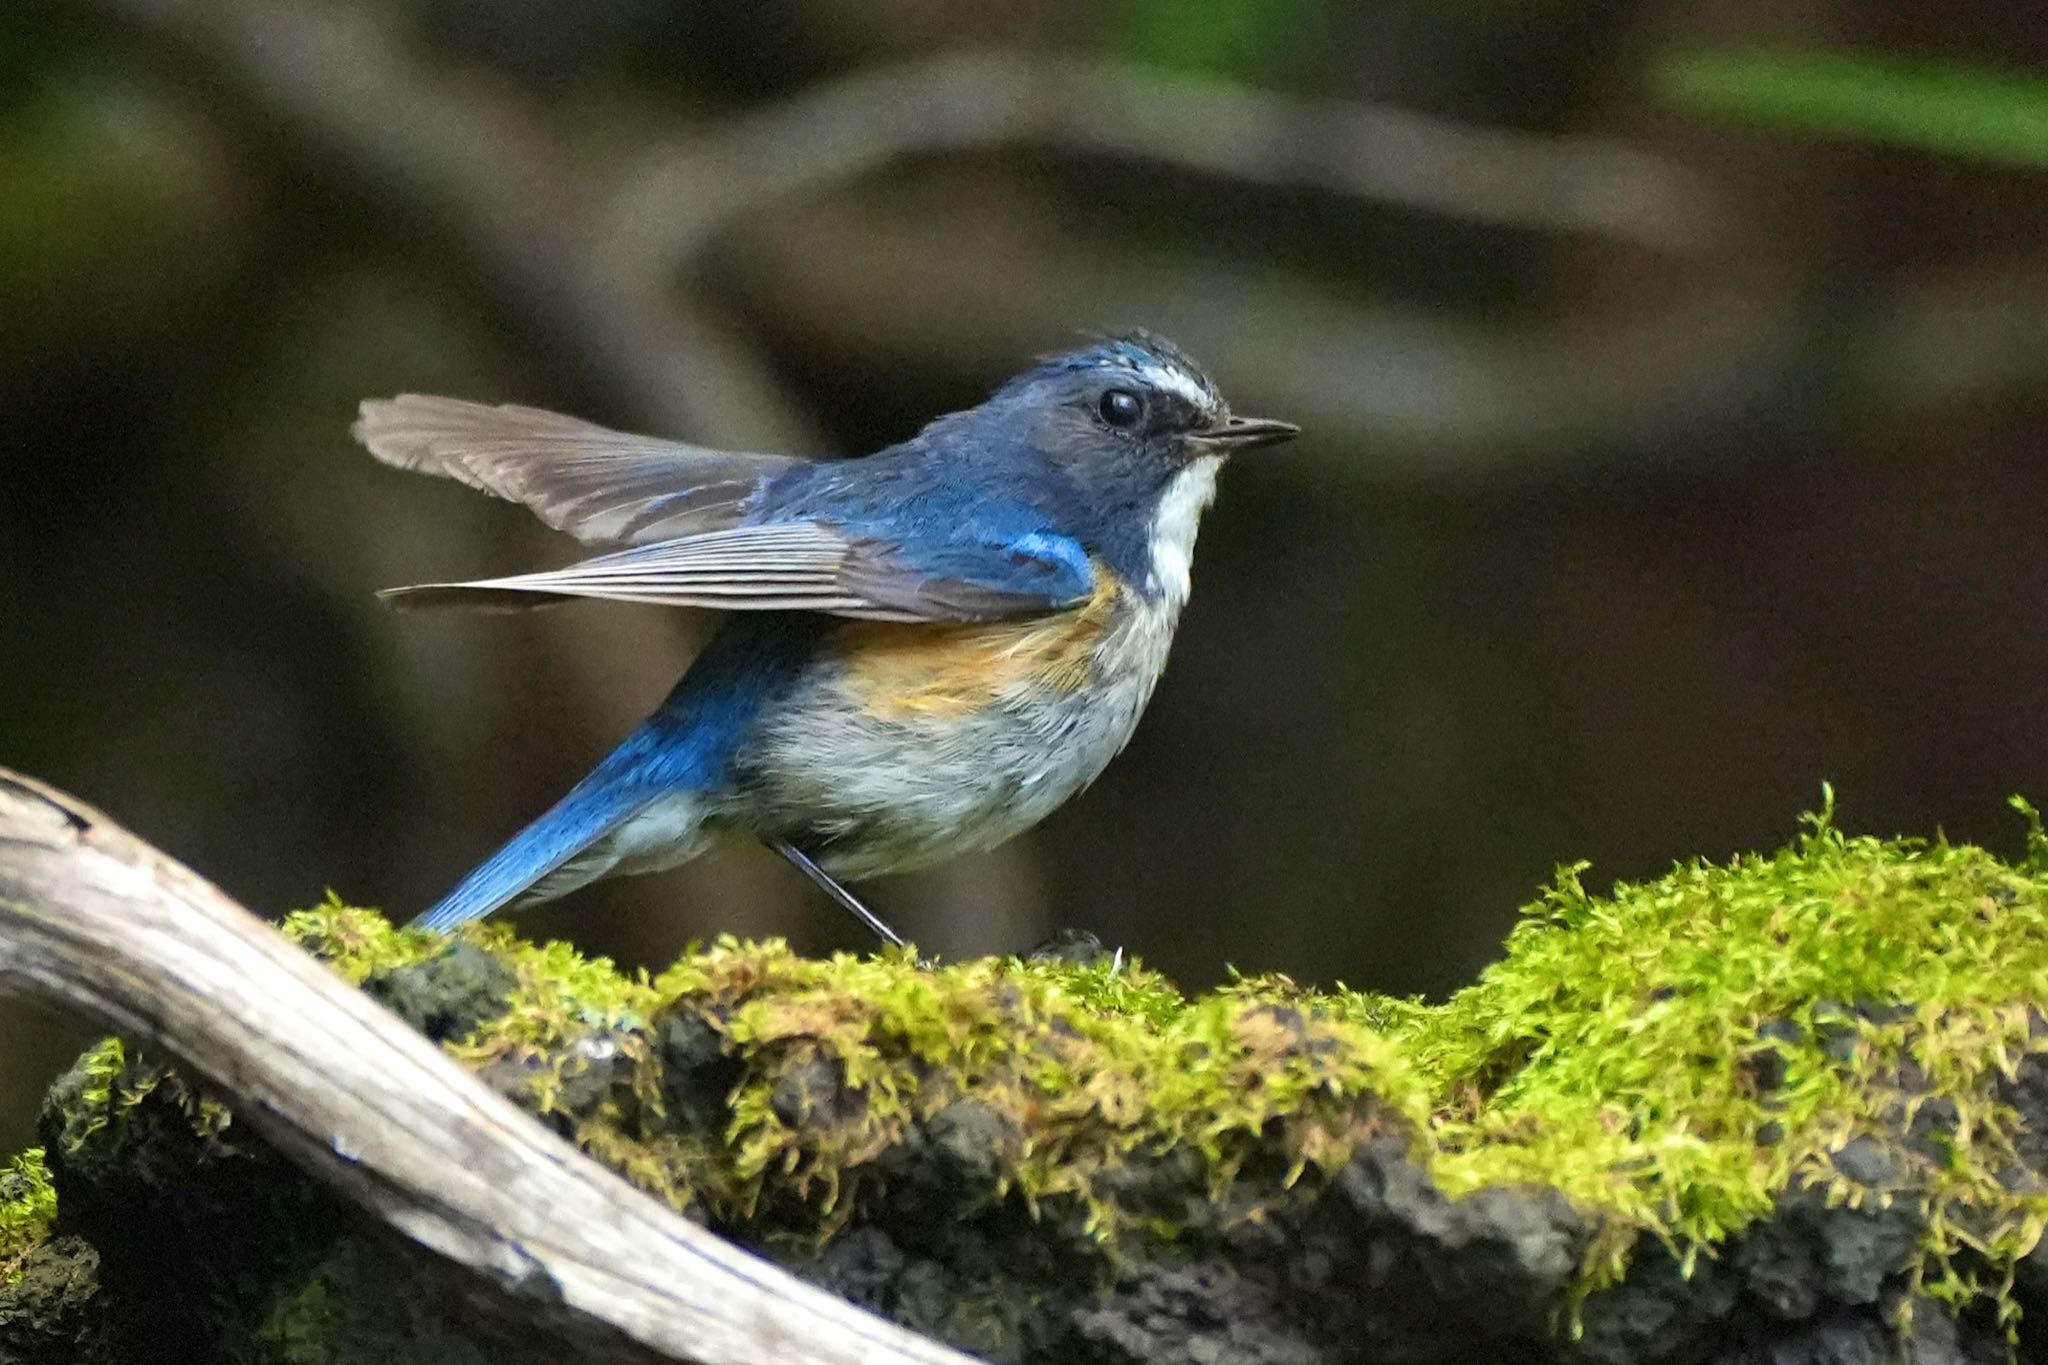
1098,388,1144,429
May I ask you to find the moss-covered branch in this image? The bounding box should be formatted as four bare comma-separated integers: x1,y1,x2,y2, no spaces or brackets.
0,766,970,1365
7,796,2048,1363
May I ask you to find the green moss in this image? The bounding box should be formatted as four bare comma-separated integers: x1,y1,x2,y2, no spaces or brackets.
285,898,654,1037
1413,793,2048,1317
0,1148,57,1286
45,1037,237,1162
45,1037,128,1157
283,894,455,985
620,939,1424,1231
284,900,661,1127
284,799,2048,1331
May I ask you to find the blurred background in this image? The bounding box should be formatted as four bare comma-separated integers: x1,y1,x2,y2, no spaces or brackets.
3,0,2047,1153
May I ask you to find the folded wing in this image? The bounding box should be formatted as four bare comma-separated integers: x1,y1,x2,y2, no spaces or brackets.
354,394,801,547
379,522,1099,623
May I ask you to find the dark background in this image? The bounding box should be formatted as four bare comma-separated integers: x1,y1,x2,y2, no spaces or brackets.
4,0,2046,1154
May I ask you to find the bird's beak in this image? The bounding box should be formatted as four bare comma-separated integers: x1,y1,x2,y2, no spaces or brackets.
1193,414,1300,451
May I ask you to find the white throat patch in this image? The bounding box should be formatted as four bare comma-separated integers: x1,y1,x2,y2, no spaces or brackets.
1147,456,1222,608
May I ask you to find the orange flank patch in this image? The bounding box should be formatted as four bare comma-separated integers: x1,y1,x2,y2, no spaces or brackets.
838,565,1124,719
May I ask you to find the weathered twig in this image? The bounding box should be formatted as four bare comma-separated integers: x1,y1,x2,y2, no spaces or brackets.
0,768,976,1365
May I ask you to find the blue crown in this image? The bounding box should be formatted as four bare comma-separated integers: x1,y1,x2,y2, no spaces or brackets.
1001,330,1221,407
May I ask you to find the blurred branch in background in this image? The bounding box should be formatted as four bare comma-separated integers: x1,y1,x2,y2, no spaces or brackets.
601,45,1724,283
86,0,1718,454
73,0,2048,489
85,0,825,450
723,202,2048,481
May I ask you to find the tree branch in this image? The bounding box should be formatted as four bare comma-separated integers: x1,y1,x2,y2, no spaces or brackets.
0,768,976,1365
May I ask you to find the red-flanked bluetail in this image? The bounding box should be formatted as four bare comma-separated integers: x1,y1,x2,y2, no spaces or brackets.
358,333,1298,947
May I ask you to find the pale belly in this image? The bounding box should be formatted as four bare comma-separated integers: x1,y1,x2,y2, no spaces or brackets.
733,591,1180,879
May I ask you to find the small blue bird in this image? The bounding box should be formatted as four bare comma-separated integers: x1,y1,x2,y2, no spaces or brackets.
357,333,1297,945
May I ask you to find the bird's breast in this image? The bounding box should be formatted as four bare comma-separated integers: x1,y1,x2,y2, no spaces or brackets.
732,563,1187,878
834,563,1131,721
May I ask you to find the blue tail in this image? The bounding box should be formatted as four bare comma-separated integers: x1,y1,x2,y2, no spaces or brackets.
410,615,822,933
412,773,652,932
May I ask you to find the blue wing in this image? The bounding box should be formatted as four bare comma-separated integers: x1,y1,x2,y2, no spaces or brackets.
365,397,1098,621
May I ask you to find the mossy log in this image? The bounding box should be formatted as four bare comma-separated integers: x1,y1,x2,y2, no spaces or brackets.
6,780,2048,1364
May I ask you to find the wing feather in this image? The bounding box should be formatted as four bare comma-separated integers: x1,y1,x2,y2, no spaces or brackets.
379,523,908,617
354,395,801,546
379,521,1096,622
363,396,1100,623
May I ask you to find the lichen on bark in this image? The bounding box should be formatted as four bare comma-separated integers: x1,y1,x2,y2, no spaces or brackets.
5,798,2048,1364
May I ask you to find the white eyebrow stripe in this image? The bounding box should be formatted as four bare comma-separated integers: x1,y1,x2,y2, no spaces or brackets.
1132,360,1216,412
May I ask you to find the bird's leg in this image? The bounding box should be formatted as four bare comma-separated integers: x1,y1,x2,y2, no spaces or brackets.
766,838,912,951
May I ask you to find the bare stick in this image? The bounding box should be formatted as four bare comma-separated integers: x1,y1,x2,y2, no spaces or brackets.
0,769,976,1365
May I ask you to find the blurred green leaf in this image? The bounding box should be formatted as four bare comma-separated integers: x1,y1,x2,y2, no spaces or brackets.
0,79,248,368
1657,49,2048,167
1115,0,1321,83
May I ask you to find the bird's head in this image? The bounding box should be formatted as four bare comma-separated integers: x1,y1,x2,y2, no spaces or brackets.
933,331,1298,604
984,332,1299,484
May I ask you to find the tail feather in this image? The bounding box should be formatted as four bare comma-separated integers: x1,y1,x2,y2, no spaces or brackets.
410,617,791,932
413,779,650,933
